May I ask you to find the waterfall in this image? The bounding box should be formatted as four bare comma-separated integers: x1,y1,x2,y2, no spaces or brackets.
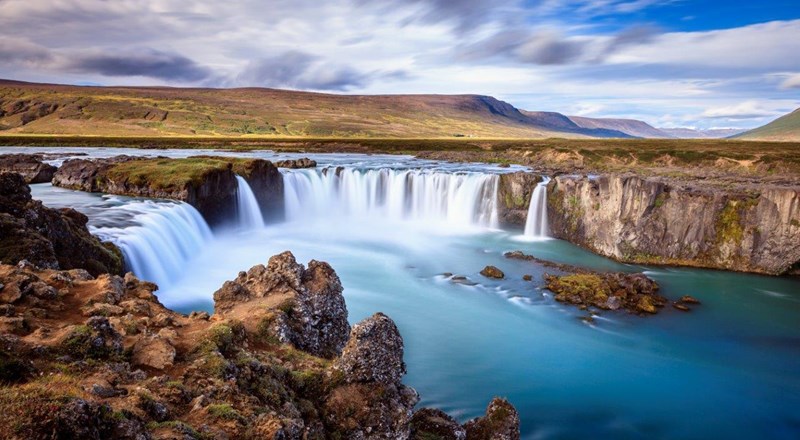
91,201,213,289
524,178,550,237
283,168,499,228
235,175,264,229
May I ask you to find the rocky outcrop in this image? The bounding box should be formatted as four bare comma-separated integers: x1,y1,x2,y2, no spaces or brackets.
0,251,521,440
52,156,284,226
480,265,505,279
213,251,350,358
0,153,57,183
464,398,521,440
0,172,123,276
274,157,317,169
547,174,800,275
544,272,667,315
497,171,542,227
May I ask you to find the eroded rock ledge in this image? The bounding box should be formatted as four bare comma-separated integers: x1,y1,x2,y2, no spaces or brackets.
0,251,520,440
0,153,57,183
52,156,284,226
547,174,800,275
0,172,123,276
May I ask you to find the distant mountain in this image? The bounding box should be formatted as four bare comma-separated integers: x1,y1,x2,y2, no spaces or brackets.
0,79,632,139
659,127,747,139
568,116,673,138
520,111,633,138
735,108,800,141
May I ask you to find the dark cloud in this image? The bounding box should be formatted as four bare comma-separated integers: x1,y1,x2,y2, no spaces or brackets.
515,32,586,65
358,0,510,33
236,51,368,91
0,37,53,64
67,49,211,81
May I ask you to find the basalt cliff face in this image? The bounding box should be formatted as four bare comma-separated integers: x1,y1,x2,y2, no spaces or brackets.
0,153,57,183
547,174,800,275
52,156,284,227
0,172,123,276
497,171,542,227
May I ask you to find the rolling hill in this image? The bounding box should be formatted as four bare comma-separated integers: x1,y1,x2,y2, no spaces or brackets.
0,79,655,139
735,108,800,141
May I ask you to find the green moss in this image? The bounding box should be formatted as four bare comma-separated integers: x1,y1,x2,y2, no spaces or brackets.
791,219,800,228
716,200,746,245
654,192,667,208
207,403,242,421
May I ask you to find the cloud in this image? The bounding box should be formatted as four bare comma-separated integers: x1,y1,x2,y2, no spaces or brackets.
66,49,211,81
781,74,800,89
701,101,782,119
358,0,513,33
0,36,53,65
236,51,368,91
515,31,586,65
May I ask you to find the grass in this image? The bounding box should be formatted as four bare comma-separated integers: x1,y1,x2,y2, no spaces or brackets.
104,157,235,190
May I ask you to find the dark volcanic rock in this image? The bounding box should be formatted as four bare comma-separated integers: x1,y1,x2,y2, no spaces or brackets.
274,157,317,169
333,312,406,384
544,271,667,315
213,251,350,358
0,154,57,183
497,172,542,227
232,158,284,221
480,265,505,279
0,173,123,276
464,397,521,440
411,408,466,440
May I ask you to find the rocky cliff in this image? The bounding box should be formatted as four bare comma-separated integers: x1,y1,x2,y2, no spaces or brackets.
0,172,123,276
547,174,800,275
497,171,542,227
0,249,520,439
0,153,57,183
52,156,284,226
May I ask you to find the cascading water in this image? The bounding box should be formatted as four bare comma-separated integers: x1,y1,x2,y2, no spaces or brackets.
235,175,264,229
282,168,499,229
91,201,213,289
523,178,550,237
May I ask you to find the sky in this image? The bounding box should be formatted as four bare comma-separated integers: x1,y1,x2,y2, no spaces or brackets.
1,0,798,129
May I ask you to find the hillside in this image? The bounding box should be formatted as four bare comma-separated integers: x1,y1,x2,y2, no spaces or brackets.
569,115,673,138
660,127,746,139
520,111,633,138
735,108,800,141
0,79,621,139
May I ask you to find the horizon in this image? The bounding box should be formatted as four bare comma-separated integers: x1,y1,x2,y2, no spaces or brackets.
1,0,798,130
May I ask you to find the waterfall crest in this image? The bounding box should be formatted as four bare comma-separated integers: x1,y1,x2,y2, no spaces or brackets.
523,178,550,237
283,168,499,229
235,176,264,229
92,201,213,289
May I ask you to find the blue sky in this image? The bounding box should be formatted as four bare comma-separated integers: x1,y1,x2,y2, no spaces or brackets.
0,0,798,129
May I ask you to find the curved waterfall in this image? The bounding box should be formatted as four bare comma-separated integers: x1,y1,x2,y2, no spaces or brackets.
235,175,264,229
91,201,213,289
283,168,499,228
524,178,550,237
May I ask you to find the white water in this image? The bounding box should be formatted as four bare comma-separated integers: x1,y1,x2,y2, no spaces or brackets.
92,201,213,289
523,178,550,238
283,168,499,230
235,175,264,229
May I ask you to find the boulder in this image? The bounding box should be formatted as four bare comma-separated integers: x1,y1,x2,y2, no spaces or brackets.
212,251,350,358
480,265,505,279
410,408,466,440
463,397,520,440
0,154,57,183
131,335,176,370
274,158,317,169
544,271,667,316
332,312,405,384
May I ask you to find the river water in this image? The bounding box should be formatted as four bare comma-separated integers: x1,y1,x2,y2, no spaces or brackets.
8,147,800,439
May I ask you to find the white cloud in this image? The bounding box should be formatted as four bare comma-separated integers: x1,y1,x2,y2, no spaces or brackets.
701,101,786,119
781,74,800,89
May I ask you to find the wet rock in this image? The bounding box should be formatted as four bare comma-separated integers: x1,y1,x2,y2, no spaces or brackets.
679,295,701,305
0,172,123,276
480,265,505,279
522,274,532,281
131,335,176,370
213,251,350,358
333,312,405,384
274,157,317,169
497,172,542,227
464,397,520,440
673,303,691,312
544,271,667,316
411,408,466,440
0,154,57,183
